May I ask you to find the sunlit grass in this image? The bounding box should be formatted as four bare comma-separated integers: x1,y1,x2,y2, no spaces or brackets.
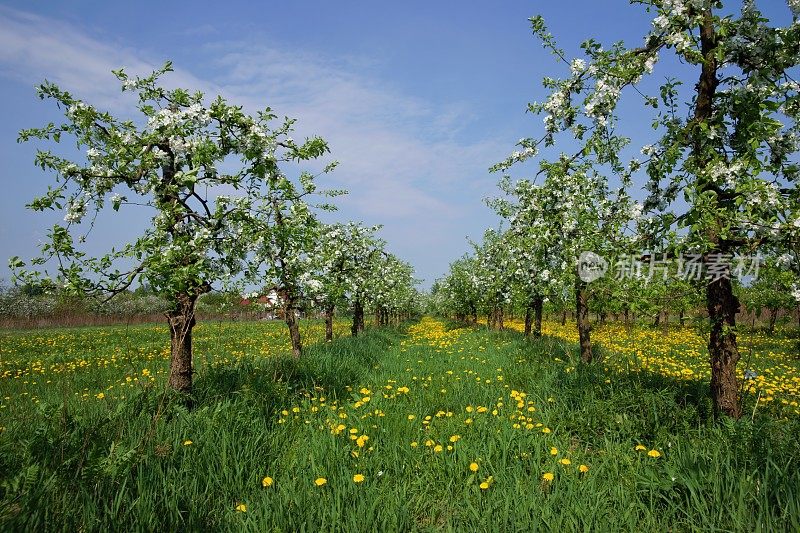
0,317,798,530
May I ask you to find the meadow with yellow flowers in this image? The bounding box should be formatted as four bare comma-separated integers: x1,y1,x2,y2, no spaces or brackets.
1,317,798,530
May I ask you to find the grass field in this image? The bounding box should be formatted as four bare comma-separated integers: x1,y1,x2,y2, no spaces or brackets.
1,317,799,531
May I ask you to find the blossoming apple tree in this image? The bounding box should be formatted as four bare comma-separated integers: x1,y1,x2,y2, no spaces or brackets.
504,0,800,417
11,62,341,392
308,222,383,341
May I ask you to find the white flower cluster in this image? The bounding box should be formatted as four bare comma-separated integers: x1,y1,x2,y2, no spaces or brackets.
510,146,538,163
664,31,693,53
147,103,211,131
570,58,587,75
150,146,170,162
640,144,658,156
66,102,90,120
188,227,212,248
644,55,658,74
776,253,794,268
585,78,621,126
64,198,87,223
169,136,200,157
707,160,744,188
789,0,800,18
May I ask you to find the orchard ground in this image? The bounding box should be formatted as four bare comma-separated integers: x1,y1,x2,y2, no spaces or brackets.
1,317,798,530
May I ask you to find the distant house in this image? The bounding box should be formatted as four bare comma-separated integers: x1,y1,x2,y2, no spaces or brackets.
238,290,284,320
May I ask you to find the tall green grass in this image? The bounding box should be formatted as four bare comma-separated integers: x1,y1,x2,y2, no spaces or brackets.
1,319,798,531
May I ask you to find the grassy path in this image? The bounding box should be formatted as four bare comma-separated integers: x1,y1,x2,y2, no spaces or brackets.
1,317,799,531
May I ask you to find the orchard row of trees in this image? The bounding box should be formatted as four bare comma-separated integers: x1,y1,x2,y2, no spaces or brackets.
10,63,419,394
434,0,800,418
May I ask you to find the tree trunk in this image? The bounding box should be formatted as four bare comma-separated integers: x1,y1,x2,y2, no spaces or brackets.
325,305,334,342
167,294,198,394
497,307,505,331
707,274,742,418
575,275,593,363
561,309,567,326
768,307,777,334
471,304,478,325
679,308,685,326
284,304,302,358
653,311,661,327
533,295,544,337
352,299,364,337
524,306,532,338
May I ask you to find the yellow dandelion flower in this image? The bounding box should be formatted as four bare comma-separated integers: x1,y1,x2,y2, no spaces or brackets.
235,503,247,512
262,476,274,487
315,477,327,486
469,462,479,472
635,444,647,451
550,447,558,455
647,449,662,458
559,458,571,466
578,464,589,473
542,472,554,481
183,440,193,446
434,444,443,453
353,474,365,483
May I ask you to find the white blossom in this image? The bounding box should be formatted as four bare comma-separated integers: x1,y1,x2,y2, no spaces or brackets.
570,58,587,75
789,0,800,18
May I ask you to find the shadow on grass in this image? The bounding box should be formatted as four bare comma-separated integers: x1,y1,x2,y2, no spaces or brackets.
494,328,799,442
191,325,404,412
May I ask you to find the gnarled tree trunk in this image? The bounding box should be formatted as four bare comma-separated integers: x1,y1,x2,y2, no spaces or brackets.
167,293,199,394
768,307,778,334
707,274,741,418
281,291,302,358
352,298,364,337
325,305,334,342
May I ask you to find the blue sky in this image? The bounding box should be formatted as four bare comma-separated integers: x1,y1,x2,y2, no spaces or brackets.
0,1,794,289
